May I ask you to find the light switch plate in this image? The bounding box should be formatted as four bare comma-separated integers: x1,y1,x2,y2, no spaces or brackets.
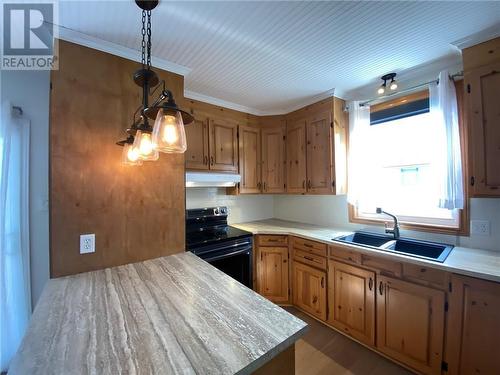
80,234,95,254
471,220,490,236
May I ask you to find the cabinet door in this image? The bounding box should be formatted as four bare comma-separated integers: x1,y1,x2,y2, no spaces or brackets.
238,125,261,194
467,63,500,196
446,275,500,375
261,126,286,193
286,119,307,193
377,276,445,375
209,119,238,172
185,116,209,170
293,261,327,320
306,111,334,194
257,247,289,303
327,260,375,346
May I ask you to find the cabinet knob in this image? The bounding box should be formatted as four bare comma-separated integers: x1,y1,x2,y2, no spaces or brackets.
379,281,384,295
368,277,373,291
210,156,214,166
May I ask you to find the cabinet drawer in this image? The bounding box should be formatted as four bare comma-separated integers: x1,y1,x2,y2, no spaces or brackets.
403,263,450,289
293,249,327,270
361,254,402,277
292,237,327,257
258,235,288,247
329,245,362,264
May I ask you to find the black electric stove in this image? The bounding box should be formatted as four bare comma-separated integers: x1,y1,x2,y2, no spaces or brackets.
186,207,253,288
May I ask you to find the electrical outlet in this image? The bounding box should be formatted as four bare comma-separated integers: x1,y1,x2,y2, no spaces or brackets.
80,234,95,254
471,220,490,236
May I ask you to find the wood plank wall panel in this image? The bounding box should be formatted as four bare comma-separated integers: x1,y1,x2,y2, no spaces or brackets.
50,40,185,277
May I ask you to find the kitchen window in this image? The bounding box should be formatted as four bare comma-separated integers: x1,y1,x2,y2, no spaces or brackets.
348,78,468,234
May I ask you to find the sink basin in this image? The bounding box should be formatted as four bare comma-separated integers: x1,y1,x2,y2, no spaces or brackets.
335,232,393,247
385,239,453,262
333,231,453,263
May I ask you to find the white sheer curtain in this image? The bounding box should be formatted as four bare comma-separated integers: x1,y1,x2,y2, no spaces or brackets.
0,101,31,372
346,101,377,208
430,70,464,210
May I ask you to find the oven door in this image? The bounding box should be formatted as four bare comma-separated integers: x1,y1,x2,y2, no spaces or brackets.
194,238,253,289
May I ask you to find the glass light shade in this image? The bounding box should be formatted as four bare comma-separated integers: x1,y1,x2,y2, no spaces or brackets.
152,109,187,153
389,80,398,91
132,130,159,161
377,84,386,95
121,143,143,165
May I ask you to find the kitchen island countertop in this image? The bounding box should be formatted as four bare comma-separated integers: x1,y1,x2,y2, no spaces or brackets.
9,252,307,375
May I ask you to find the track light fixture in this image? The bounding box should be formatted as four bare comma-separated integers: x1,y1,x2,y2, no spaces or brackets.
116,0,194,165
378,73,397,95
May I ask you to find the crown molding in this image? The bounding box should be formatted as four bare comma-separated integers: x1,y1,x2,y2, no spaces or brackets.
58,27,191,77
452,23,500,50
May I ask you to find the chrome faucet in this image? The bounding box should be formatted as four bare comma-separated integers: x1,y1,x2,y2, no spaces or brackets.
376,208,400,239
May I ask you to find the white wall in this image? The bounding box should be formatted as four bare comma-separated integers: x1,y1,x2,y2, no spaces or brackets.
274,194,500,252
186,188,274,224
1,70,51,306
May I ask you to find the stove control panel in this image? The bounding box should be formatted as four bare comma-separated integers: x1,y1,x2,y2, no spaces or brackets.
213,207,228,216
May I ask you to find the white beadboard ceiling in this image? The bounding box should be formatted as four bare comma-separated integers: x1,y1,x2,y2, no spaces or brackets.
58,1,500,114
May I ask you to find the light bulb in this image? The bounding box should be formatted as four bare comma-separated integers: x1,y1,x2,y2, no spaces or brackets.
389,79,398,91
132,130,159,161
121,143,142,165
377,84,386,95
152,109,187,153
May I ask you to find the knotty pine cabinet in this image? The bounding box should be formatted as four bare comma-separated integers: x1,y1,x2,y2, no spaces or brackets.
327,260,376,346
286,119,307,193
376,275,445,375
255,235,290,303
261,126,286,193
238,125,261,193
445,275,500,375
185,116,210,170
463,37,500,197
292,261,327,321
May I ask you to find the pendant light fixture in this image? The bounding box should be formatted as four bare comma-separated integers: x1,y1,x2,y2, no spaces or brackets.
378,73,397,95
116,0,193,164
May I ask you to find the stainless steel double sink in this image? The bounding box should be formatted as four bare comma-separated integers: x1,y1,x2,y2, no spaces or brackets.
333,231,454,263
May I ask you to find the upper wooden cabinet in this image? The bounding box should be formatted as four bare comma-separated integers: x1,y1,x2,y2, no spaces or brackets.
446,275,500,375
286,119,307,193
327,260,375,346
238,125,261,193
306,111,334,193
466,63,500,196
376,275,445,375
209,119,238,172
463,37,500,197
261,126,286,193
286,97,348,195
185,116,210,170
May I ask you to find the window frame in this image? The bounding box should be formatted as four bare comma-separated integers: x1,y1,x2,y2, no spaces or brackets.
348,81,470,236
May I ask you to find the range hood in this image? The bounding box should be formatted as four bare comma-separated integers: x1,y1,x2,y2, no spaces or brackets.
185,172,241,188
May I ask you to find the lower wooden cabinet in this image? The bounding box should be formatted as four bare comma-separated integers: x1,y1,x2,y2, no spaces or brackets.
256,246,289,303
292,261,327,321
327,260,375,346
446,274,500,375
376,275,445,375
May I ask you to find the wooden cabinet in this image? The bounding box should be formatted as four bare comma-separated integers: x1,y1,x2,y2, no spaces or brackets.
286,119,307,193
466,62,500,196
185,116,209,170
208,119,238,172
256,246,289,303
445,275,500,375
376,275,445,375
292,261,327,320
261,126,286,193
327,260,375,346
238,125,261,193
306,111,334,194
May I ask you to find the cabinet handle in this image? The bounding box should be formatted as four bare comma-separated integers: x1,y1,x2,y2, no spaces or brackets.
260,252,263,261
470,176,475,186
368,277,373,291
302,180,306,189
257,182,262,191
303,243,313,248
379,281,384,296
263,182,267,191
203,155,208,165
321,277,325,288
210,156,214,166
308,180,312,189
304,256,314,261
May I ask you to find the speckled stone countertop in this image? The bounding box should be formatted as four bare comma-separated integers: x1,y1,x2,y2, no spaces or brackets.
233,219,500,283
9,252,307,375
